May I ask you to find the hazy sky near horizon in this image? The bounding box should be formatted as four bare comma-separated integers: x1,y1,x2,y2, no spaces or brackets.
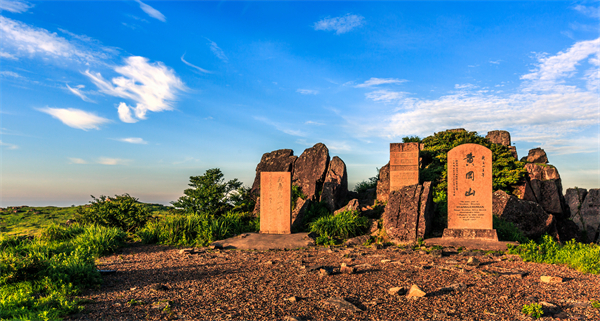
1,0,599,207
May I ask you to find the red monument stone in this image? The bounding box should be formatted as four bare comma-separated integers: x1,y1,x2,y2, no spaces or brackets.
444,144,497,241
260,172,292,234
390,143,420,191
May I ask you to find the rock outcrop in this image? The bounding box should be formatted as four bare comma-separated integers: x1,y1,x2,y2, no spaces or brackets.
492,190,557,240
486,130,511,146
334,199,359,215
320,156,348,212
579,189,600,243
292,143,330,201
383,183,434,243
251,149,297,197
524,163,566,219
376,163,390,203
526,147,548,164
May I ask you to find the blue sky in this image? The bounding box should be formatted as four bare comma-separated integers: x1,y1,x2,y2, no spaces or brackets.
1,1,599,207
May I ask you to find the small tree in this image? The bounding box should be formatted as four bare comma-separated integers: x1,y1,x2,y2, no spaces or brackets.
171,168,243,216
75,194,150,232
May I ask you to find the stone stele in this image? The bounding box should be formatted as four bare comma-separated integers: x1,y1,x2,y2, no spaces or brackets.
390,143,420,192
260,172,292,234
444,143,498,241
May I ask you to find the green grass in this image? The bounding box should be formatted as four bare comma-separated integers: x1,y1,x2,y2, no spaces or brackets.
0,224,125,320
522,303,544,319
508,235,600,274
0,203,173,237
309,210,369,245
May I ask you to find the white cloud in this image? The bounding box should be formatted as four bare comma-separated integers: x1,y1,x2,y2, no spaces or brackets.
85,56,185,122
66,84,95,103
181,53,211,74
0,71,21,78
116,137,147,144
0,0,32,13
254,116,305,137
207,39,228,63
0,16,100,63
0,140,19,150
365,90,408,103
68,158,87,164
573,4,600,19
97,157,131,165
0,51,17,60
39,107,110,130
354,77,406,88
305,120,324,125
297,88,319,95
135,0,166,22
314,14,365,35
489,60,502,65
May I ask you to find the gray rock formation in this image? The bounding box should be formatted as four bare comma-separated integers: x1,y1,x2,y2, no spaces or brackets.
383,183,434,243
320,156,348,212
250,149,297,197
376,162,390,203
292,143,330,201
580,189,600,243
486,130,511,146
527,147,549,164
492,190,557,240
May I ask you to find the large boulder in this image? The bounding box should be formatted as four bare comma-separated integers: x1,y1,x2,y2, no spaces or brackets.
376,162,390,203
320,156,348,212
492,190,557,240
250,149,297,197
486,130,511,146
513,179,538,203
383,183,434,243
580,189,600,243
525,163,560,181
334,199,359,215
291,197,312,230
565,188,588,233
525,163,565,219
527,147,549,164
292,143,330,201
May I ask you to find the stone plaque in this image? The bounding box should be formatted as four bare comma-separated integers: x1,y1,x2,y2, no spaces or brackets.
260,172,292,234
445,144,496,240
390,143,420,191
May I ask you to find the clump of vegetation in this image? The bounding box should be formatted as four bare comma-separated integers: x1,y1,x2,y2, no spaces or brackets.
493,215,529,243
402,136,422,143
591,299,600,309
0,224,125,320
75,194,151,232
521,303,544,319
508,235,600,274
292,200,331,233
309,210,369,245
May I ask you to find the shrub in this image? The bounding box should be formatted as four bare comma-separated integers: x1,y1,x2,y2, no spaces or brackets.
171,168,243,216
493,215,529,243
354,169,379,194
292,201,330,233
75,194,151,232
522,303,544,319
402,136,422,143
309,210,369,241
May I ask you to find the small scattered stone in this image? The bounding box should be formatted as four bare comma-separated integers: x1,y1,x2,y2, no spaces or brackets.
466,257,480,266
322,297,362,312
151,301,170,310
540,301,561,315
445,259,460,264
179,248,194,255
340,263,355,274
371,243,383,249
540,275,563,283
129,287,137,291
354,263,372,268
150,284,169,291
319,268,332,277
284,317,302,321
381,259,391,263
430,249,443,258
285,296,298,303
388,287,407,295
306,264,323,271
418,250,427,255
265,260,274,265
406,284,427,298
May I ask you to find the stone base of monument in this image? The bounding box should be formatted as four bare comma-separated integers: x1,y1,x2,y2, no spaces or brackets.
442,228,499,241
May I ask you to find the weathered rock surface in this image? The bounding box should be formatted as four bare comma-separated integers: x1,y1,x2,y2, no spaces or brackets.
486,130,511,146
383,183,434,243
321,297,362,312
525,163,560,181
334,199,359,215
527,147,548,164
565,188,587,234
291,198,312,230
580,189,600,243
250,149,297,197
525,163,565,218
513,179,538,203
406,284,427,298
320,156,348,212
492,190,557,240
292,143,330,201
376,162,390,203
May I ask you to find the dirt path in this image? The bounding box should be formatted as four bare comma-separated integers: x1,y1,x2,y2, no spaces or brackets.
67,243,600,321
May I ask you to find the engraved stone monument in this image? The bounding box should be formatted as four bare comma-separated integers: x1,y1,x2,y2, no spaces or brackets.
443,143,498,240
390,143,420,191
260,172,292,234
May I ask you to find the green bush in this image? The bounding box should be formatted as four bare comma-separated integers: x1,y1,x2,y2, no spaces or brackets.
508,235,600,274
493,215,529,243
137,211,258,247
354,169,379,194
292,201,331,233
522,303,544,319
75,194,151,232
309,210,369,242
171,168,244,216
402,136,422,143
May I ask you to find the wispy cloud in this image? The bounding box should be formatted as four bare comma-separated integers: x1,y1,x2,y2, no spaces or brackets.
354,77,406,88
254,116,305,137
135,0,166,22
181,53,211,73
68,158,87,164
39,107,110,130
297,88,319,95
85,56,185,123
0,51,17,60
0,16,104,63
0,71,21,78
97,157,131,165
365,90,408,103
66,84,95,103
489,60,502,65
207,38,228,63
116,137,147,144
573,4,600,19
0,0,32,13
305,120,324,125
0,140,19,150
314,14,365,35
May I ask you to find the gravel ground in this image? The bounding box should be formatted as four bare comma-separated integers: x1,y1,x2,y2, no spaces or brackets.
66,243,600,321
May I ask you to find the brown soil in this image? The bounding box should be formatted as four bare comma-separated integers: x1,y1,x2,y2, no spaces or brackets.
66,243,600,321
